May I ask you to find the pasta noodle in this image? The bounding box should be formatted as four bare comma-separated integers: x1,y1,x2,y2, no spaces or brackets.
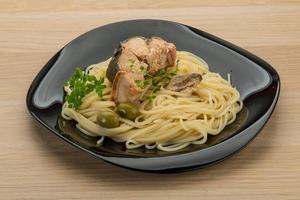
62,51,243,152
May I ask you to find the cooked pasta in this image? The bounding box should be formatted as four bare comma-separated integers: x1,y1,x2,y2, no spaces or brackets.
61,50,242,152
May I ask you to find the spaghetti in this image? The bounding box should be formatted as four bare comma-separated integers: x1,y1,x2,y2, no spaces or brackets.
62,51,242,152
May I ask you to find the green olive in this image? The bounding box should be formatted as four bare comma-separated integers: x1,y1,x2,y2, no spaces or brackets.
97,111,119,128
116,102,140,120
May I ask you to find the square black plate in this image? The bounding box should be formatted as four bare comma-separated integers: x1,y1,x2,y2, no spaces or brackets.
27,19,280,173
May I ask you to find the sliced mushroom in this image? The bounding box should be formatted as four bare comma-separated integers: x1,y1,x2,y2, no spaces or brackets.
167,73,202,92
112,71,144,104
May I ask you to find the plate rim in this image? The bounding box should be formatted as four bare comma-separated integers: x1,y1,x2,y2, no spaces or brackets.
26,19,281,172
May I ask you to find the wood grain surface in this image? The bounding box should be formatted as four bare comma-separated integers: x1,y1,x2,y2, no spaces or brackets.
0,0,299,199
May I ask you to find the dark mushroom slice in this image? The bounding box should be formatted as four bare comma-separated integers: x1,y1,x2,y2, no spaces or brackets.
112,71,144,104
167,73,202,92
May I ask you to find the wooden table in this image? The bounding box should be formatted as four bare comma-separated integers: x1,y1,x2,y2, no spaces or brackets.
1,1,299,199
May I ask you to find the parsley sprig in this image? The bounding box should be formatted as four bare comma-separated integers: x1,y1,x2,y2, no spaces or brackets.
64,68,106,109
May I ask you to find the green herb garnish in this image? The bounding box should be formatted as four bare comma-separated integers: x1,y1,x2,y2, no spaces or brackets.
64,68,106,109
143,62,179,101
146,95,157,101
135,80,144,89
127,58,135,68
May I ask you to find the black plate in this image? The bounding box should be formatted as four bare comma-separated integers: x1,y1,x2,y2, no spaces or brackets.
26,19,280,173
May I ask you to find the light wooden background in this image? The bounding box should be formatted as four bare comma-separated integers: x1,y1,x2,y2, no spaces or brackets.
0,0,299,199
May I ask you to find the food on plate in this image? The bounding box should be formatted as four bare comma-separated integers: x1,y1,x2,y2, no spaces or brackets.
62,37,243,152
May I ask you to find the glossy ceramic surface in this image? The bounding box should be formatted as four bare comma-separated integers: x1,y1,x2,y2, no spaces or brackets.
27,19,280,172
